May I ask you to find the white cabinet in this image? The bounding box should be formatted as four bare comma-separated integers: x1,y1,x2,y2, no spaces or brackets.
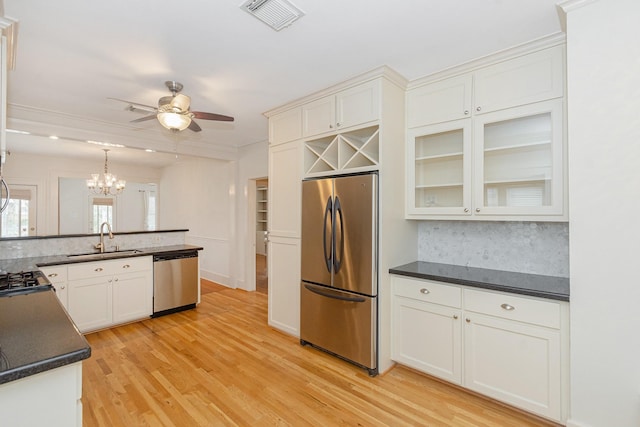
0,362,83,427
267,139,302,335
269,107,302,145
40,265,69,310
391,276,568,423
392,277,462,384
406,45,566,221
66,256,152,332
408,45,564,128
302,80,380,137
463,288,564,421
407,75,472,128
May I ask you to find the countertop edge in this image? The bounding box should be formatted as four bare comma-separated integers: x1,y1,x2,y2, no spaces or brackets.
0,347,91,385
389,262,570,302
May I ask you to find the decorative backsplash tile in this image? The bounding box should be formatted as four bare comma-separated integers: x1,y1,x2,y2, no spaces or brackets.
418,221,569,277
0,231,186,260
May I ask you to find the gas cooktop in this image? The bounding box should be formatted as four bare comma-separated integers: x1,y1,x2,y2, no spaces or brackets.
0,271,52,296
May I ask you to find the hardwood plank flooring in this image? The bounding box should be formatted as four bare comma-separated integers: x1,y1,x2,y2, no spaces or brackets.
82,287,558,427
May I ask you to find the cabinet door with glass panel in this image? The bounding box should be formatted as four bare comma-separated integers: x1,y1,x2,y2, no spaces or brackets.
407,119,472,217
472,99,564,217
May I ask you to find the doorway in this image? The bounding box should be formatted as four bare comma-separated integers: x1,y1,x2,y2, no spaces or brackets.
255,178,268,294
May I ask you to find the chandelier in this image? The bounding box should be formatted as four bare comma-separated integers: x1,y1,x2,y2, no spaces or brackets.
86,149,126,195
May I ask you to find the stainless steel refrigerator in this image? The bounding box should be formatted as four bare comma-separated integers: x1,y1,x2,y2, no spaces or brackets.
300,172,378,376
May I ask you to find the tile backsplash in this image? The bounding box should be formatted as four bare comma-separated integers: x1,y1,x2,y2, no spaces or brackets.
418,221,569,277
0,231,186,260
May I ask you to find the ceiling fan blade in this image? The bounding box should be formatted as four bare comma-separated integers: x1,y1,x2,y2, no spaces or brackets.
188,119,202,132
192,111,234,122
130,114,158,123
108,97,157,112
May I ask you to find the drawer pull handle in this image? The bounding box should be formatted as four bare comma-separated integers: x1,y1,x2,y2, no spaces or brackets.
419,288,430,295
95,268,103,272
123,264,130,269
465,318,471,323
501,303,515,311
48,273,58,278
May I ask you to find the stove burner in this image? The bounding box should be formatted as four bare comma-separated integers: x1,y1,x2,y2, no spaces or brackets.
0,271,50,295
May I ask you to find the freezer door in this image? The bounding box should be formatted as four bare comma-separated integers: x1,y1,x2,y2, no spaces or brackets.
333,174,377,295
300,282,377,371
301,178,334,286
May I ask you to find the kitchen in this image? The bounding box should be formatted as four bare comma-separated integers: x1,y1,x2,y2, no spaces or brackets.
0,1,638,426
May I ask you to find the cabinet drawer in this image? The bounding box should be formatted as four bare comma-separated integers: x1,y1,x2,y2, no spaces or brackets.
68,256,151,280
463,289,560,329
40,265,68,283
393,276,461,309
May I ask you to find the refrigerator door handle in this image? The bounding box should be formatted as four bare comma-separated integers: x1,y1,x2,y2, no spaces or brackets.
333,196,344,273
304,284,366,303
323,196,333,273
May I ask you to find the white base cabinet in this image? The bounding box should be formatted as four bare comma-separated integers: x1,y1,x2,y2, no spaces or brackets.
43,256,153,333
0,362,83,427
391,275,568,423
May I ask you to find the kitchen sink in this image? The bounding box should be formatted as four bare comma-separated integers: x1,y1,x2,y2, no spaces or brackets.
67,249,144,260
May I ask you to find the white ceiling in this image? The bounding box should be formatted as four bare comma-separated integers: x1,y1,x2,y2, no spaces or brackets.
3,0,563,167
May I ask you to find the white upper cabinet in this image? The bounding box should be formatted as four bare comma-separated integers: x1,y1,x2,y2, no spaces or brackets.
302,80,380,137
473,46,564,115
407,45,564,128
407,75,472,128
269,107,302,145
406,44,567,221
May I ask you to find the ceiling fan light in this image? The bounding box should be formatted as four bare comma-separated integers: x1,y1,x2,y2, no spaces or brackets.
171,94,191,112
158,112,191,131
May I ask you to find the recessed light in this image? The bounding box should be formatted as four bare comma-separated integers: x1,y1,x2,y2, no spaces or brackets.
145,149,156,153
6,129,30,135
49,135,59,140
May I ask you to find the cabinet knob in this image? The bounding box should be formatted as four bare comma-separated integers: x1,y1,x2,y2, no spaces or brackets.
500,303,515,311
465,318,471,323
123,264,130,269
95,267,103,272
464,110,469,115
475,208,481,213
464,208,469,213
453,314,458,320
60,286,65,290
115,278,119,282
336,122,342,127
419,288,430,295
329,124,333,129
48,273,58,278
108,279,112,283
476,106,481,112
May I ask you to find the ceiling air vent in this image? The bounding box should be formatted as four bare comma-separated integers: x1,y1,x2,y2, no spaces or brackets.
240,0,304,31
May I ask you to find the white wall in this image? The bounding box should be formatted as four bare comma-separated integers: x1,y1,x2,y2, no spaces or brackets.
159,156,234,286
564,1,640,426
2,151,162,235
234,141,268,290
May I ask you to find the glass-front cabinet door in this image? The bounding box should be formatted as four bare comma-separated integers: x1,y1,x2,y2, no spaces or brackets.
473,99,564,217
407,119,472,217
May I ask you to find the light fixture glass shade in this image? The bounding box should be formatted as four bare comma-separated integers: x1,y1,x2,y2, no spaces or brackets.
158,112,191,131
87,149,126,196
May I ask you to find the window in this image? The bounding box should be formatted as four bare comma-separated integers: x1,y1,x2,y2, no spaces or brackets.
90,197,114,233
1,186,36,237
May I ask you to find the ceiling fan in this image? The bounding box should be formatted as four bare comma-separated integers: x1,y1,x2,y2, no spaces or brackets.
110,81,234,132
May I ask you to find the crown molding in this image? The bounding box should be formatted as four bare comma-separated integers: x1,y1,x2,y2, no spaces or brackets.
7,104,240,161
407,32,566,89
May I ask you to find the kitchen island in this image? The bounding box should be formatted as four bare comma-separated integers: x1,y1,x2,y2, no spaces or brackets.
0,287,91,427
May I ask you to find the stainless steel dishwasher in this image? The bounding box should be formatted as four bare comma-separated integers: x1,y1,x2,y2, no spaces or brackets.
152,250,199,317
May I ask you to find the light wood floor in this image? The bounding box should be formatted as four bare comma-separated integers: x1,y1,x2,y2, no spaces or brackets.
256,254,268,294
82,284,558,427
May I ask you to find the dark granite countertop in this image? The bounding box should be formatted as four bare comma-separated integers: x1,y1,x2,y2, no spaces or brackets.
0,288,91,384
0,244,203,272
389,261,570,302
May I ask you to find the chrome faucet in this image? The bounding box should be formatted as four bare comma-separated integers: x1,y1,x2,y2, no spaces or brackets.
95,222,114,253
